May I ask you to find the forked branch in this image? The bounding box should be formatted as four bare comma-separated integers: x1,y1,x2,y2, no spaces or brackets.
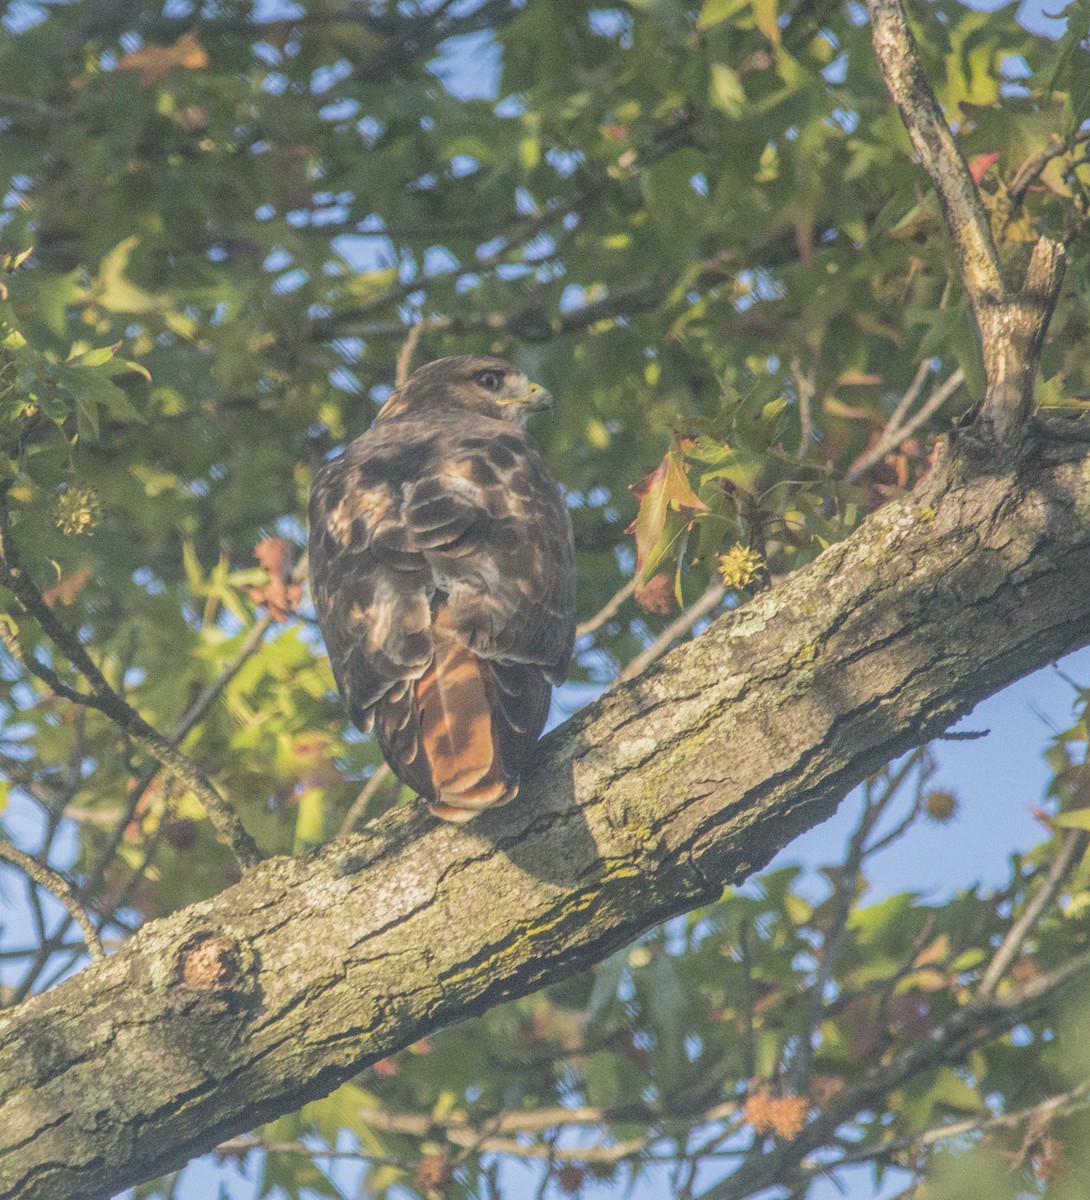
866,0,1065,443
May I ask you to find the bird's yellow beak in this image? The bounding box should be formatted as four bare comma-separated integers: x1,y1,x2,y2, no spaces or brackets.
501,379,553,413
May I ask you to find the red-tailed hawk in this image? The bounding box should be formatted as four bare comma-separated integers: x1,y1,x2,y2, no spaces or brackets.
308,355,576,822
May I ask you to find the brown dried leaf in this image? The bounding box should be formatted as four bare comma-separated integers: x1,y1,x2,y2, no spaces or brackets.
635,571,676,614
42,566,91,608
117,31,209,87
245,536,301,622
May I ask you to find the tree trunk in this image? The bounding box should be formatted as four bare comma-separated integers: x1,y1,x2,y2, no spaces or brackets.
4,421,1090,1200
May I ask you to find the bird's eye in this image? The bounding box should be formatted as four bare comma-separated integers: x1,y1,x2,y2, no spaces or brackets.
474,369,503,392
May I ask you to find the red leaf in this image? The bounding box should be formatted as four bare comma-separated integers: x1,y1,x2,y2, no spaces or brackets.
968,152,1001,184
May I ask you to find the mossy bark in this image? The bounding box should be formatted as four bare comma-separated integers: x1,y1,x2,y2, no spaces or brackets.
4,421,1090,1200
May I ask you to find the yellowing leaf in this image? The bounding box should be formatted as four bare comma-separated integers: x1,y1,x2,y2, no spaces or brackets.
751,0,780,43
628,445,707,576
709,64,746,116
627,444,709,610
698,0,741,28
94,237,159,314
1053,808,1090,832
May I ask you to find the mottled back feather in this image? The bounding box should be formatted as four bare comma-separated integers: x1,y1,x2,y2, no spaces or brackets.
308,356,576,822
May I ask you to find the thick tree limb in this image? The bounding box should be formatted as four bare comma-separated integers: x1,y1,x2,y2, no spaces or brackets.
866,0,1004,304
866,0,1066,442
5,417,1090,1200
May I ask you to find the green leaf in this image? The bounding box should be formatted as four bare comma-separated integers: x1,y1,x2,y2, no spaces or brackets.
292,787,325,852
628,444,710,585
698,0,741,28
93,237,159,314
1053,808,1090,831
67,342,121,367
709,64,746,117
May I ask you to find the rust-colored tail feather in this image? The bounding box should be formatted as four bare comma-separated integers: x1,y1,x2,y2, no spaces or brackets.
415,641,518,822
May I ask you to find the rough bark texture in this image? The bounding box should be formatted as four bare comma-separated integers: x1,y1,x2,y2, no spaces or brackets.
866,0,1066,443
4,420,1090,1200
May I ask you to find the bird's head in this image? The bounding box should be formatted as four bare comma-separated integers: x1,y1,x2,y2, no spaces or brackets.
376,355,553,425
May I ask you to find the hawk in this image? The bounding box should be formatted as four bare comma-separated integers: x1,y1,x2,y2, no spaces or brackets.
308,355,577,823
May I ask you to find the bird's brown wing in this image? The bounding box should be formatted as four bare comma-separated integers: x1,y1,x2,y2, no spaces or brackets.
308,413,575,819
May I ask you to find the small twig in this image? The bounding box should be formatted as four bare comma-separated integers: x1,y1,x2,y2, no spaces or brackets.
337,762,394,838
96,782,178,938
395,321,429,386
884,357,933,439
0,92,65,118
788,752,923,1091
739,919,757,1082
313,274,671,345
976,827,1090,1002
845,367,964,483
860,748,933,859
1009,132,1090,205
790,354,816,459
534,1135,558,1200
0,940,110,961
619,581,726,682
25,870,47,946
167,614,276,744
0,840,103,961
0,616,259,870
575,577,637,639
355,1097,742,1144
214,1138,412,1170
996,943,1090,1009
799,1079,1090,1181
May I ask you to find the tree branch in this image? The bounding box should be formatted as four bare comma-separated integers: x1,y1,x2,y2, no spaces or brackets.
705,916,1090,1200
866,0,1004,304
845,367,965,483
976,827,1090,1001
1009,132,1090,205
0,842,103,963
337,763,395,838
796,1080,1090,1182
7,421,1090,1199
576,577,638,640
619,581,726,682
866,0,1065,443
5,609,279,1005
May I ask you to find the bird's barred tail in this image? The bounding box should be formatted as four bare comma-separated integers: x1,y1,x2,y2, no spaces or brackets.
414,641,518,822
